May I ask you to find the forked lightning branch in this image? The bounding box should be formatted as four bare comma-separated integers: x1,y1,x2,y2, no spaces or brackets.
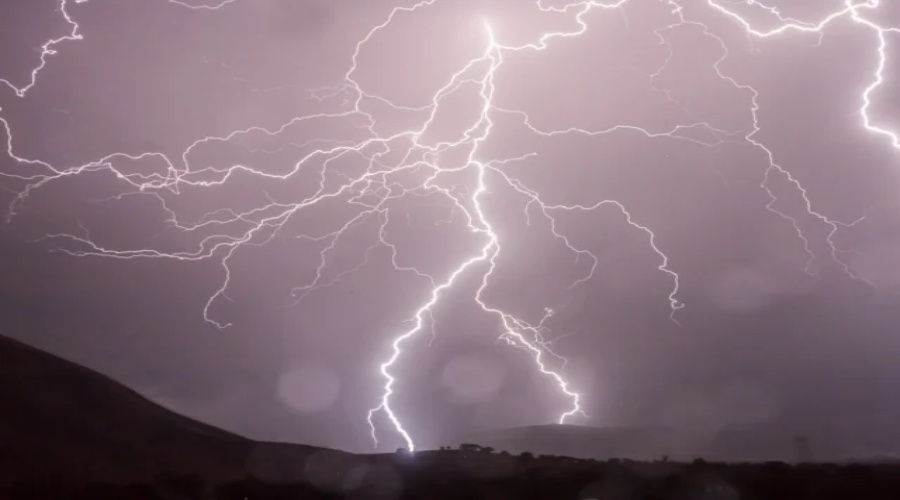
0,0,896,452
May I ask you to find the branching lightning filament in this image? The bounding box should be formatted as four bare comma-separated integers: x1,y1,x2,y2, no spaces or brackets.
1,0,898,452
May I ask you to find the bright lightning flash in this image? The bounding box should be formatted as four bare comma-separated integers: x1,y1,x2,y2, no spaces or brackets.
0,0,897,452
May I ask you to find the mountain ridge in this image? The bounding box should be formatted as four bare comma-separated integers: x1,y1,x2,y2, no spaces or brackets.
0,334,252,483
455,421,900,463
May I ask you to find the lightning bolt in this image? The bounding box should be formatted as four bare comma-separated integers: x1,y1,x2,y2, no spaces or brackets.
1,0,897,452
700,0,894,280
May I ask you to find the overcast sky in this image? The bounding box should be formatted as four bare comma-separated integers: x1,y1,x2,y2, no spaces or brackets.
2,0,900,453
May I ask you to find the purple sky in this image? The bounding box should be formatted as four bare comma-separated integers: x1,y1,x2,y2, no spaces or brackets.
2,0,900,453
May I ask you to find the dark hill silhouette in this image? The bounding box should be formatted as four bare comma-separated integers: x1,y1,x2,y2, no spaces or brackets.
0,335,252,483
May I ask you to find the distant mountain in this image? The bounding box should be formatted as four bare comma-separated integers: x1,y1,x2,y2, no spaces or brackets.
456,424,701,462
0,335,255,483
455,422,900,463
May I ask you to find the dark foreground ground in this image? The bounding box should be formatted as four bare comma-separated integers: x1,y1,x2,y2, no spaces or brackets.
5,452,900,500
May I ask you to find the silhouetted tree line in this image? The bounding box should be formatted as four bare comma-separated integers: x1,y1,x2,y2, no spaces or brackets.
6,458,900,499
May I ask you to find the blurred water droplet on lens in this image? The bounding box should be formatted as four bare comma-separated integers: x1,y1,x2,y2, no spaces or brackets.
442,353,506,404
277,363,340,414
